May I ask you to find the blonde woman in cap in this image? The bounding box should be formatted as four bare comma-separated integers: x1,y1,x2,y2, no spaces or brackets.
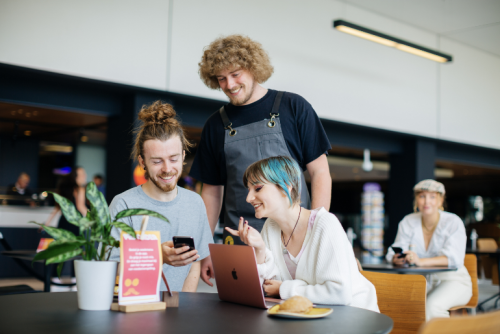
386,179,472,320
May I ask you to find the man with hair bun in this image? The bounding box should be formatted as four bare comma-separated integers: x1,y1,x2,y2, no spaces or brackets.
190,35,332,286
108,101,213,292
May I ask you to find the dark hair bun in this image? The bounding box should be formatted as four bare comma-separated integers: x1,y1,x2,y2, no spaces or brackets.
138,101,177,125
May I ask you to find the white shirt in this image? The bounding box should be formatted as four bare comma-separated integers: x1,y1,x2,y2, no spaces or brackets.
257,208,379,312
386,211,467,269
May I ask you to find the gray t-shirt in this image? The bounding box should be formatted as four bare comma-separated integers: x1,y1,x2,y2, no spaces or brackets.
108,185,213,292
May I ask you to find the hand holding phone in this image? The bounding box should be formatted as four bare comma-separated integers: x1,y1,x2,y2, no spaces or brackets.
391,246,407,259
162,237,198,267
173,236,195,254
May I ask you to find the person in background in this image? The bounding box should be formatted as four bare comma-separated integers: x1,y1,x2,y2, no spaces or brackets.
191,35,332,286
7,172,33,197
108,101,213,292
7,172,35,206
41,167,88,278
43,167,88,235
386,179,472,321
226,156,378,312
93,174,105,197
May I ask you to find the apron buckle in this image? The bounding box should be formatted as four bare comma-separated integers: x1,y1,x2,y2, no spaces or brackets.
268,113,279,128
225,123,237,136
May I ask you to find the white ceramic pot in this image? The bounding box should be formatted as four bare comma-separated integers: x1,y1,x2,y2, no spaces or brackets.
74,260,117,311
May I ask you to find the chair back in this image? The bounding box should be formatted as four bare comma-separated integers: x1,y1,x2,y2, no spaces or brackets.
448,254,478,310
418,309,500,334
361,271,426,334
477,238,499,285
477,238,498,251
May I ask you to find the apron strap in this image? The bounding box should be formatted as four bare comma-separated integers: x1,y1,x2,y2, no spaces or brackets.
271,91,284,114
219,107,232,129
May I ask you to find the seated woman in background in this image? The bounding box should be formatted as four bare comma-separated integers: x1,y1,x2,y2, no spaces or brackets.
43,167,88,235
386,179,472,321
226,156,379,312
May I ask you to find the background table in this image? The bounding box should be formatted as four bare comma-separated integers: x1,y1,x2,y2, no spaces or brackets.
0,292,393,334
0,250,76,292
466,248,500,310
361,262,457,274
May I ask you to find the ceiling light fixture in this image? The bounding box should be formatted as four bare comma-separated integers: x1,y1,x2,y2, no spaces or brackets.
333,20,452,63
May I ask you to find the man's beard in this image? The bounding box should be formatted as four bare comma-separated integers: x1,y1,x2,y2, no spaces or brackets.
226,81,256,106
144,166,180,193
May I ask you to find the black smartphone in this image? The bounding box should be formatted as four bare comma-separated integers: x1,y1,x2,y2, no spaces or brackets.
173,236,195,254
391,246,407,258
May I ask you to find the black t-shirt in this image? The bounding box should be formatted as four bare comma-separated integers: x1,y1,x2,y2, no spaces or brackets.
189,89,331,185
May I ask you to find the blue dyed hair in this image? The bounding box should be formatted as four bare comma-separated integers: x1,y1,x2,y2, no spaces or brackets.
243,156,302,206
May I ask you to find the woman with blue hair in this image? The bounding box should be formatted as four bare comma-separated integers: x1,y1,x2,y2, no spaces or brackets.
226,156,379,312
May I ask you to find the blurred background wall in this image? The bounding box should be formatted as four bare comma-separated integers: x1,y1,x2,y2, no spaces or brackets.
1,0,499,149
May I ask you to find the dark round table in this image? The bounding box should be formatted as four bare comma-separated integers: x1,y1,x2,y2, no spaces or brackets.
0,292,393,334
361,262,457,274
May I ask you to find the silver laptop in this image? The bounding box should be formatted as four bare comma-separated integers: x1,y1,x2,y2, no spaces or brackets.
209,243,281,309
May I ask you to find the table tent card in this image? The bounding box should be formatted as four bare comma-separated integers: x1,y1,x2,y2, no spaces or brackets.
119,230,162,305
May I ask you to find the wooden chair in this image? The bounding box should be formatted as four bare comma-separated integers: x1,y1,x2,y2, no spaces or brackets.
361,271,426,334
418,309,500,334
478,238,499,285
448,254,478,315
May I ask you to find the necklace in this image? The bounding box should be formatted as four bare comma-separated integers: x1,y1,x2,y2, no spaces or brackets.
421,214,439,233
282,207,302,254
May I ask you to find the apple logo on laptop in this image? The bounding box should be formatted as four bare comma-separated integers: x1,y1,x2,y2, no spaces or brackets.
232,268,238,280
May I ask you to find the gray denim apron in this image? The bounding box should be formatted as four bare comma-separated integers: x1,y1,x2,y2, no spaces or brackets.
220,91,311,245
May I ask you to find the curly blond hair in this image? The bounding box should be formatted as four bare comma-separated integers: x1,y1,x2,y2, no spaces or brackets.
198,35,274,90
132,100,193,162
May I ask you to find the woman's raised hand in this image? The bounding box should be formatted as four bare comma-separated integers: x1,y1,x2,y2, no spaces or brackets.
225,217,266,263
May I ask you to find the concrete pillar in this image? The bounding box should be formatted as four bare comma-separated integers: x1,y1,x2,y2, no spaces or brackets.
386,139,436,247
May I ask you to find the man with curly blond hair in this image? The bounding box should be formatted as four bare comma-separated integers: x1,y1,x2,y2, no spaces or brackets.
189,35,332,287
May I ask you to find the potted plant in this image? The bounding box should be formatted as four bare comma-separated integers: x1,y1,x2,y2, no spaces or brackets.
32,182,168,310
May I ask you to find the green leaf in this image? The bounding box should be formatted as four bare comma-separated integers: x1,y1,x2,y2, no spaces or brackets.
86,182,110,226
94,236,120,248
91,223,103,238
78,217,95,229
30,222,77,240
115,209,169,223
50,192,82,226
109,236,120,248
46,248,83,264
99,191,111,223
56,262,64,278
86,209,96,221
48,237,86,249
111,221,137,239
34,241,84,262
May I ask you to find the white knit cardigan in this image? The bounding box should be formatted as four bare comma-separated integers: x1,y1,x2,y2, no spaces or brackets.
257,208,379,312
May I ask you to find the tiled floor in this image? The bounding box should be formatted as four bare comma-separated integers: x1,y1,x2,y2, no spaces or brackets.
1,276,498,313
